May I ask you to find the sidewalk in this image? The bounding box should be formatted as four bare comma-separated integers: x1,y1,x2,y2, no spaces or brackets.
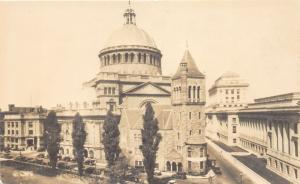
233,154,290,184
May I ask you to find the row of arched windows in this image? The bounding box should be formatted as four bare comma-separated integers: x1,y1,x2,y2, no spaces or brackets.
172,86,201,102
188,86,201,102
101,52,161,67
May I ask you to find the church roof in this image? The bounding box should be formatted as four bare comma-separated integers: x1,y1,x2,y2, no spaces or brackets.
172,49,204,80
122,105,173,130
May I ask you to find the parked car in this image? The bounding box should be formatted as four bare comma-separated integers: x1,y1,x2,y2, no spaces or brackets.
57,161,70,169
63,156,71,162
212,166,222,175
84,159,96,165
174,171,187,179
15,156,26,161
167,180,176,184
85,167,95,174
154,169,162,176
36,153,45,158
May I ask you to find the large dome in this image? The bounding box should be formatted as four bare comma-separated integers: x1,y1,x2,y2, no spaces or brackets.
104,24,157,49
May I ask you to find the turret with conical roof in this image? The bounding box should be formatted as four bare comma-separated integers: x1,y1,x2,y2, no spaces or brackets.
171,49,206,105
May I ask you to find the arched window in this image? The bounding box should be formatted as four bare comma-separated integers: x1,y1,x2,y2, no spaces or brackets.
118,53,121,63
130,53,134,62
143,53,146,63
125,53,129,62
193,86,196,100
138,53,141,63
197,86,200,100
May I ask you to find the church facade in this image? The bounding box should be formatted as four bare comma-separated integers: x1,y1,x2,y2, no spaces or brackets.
57,4,208,175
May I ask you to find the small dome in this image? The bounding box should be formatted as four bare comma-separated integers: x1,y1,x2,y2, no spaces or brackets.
103,24,157,49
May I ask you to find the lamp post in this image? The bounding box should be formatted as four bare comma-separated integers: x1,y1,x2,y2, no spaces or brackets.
240,173,243,184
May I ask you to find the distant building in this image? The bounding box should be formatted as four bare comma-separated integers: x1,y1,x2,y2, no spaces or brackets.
2,104,47,151
206,72,249,146
238,92,300,183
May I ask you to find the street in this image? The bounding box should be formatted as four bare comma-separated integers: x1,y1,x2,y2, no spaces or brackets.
207,144,254,184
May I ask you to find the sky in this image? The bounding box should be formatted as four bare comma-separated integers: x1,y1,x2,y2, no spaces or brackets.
0,0,300,110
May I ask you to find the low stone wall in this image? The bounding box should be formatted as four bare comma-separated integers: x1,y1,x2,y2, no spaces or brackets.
207,139,270,184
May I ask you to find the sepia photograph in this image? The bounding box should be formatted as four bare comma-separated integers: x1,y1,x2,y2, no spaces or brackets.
0,0,300,184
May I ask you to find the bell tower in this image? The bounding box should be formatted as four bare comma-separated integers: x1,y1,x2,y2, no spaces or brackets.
171,48,208,175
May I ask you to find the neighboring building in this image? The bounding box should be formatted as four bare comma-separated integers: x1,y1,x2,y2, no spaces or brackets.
119,49,207,175
206,72,249,146
0,112,5,150
238,92,300,184
56,104,107,165
2,105,47,151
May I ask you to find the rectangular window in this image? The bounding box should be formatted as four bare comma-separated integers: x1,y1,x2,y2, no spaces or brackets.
7,122,10,127
112,87,115,95
200,148,204,157
12,130,14,134
188,150,192,157
8,130,10,134
198,112,201,119
233,138,237,143
237,89,240,94
231,89,234,94
200,161,203,169
16,130,19,135
233,126,237,133
29,130,33,135
15,122,18,127
12,122,14,127
104,87,107,95
188,161,192,170
189,112,192,120
28,122,33,127
237,95,240,100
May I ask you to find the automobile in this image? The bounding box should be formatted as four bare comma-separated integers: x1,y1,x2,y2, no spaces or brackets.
4,153,13,159
36,153,45,158
63,156,71,162
85,166,95,174
33,158,43,164
167,180,176,184
154,169,162,176
212,166,222,175
57,161,70,169
174,171,187,179
15,156,26,161
84,159,96,165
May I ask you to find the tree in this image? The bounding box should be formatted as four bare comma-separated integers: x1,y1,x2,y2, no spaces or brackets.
140,103,162,184
44,111,61,170
72,113,87,176
102,110,121,183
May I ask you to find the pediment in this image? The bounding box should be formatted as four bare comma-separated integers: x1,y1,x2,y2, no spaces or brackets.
123,82,170,96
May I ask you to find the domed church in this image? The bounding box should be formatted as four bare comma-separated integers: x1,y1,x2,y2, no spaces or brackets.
60,3,208,175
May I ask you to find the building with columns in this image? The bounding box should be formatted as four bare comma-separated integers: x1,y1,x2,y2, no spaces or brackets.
238,92,300,183
206,71,249,146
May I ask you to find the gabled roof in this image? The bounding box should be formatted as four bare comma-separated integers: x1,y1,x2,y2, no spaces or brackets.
172,49,205,80
122,81,170,96
122,105,173,130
